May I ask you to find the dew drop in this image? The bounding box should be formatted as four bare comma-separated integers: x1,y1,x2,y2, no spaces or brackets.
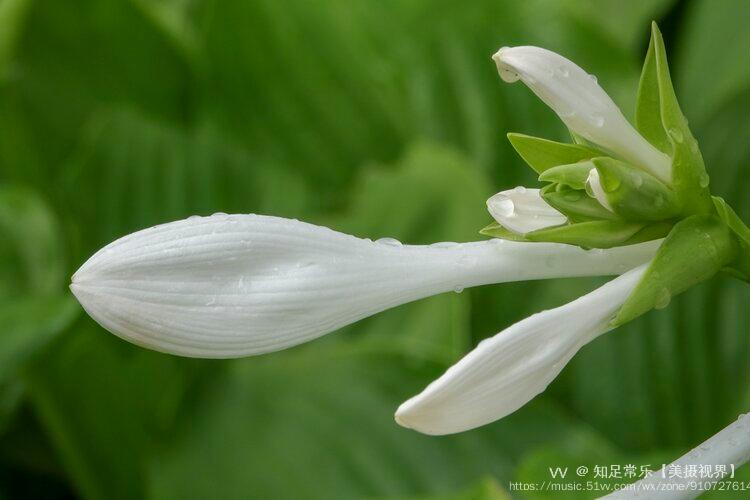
668,127,684,143
588,74,598,83
557,66,570,77
453,285,465,294
376,237,403,247
212,212,228,218
490,196,515,217
188,215,201,220
589,113,605,128
514,185,527,194
655,288,671,309
699,172,710,188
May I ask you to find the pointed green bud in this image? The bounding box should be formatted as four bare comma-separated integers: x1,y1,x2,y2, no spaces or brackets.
613,215,738,326
636,23,713,214
507,133,601,174
538,161,594,190
586,157,680,221
524,220,645,249
540,184,619,222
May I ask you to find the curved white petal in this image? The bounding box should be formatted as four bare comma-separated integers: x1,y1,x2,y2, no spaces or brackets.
487,187,566,233
71,214,658,358
585,168,614,212
395,264,648,435
492,46,671,183
605,413,750,498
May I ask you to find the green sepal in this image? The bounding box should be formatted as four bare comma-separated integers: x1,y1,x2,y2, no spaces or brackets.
613,215,738,326
638,23,713,215
479,222,531,242
591,157,680,221
541,185,619,222
524,220,645,249
538,161,594,190
507,133,602,174
712,196,750,281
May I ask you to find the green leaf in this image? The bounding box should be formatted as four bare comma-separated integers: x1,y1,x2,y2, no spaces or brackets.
479,222,530,241
538,161,594,190
649,23,713,215
506,133,601,174
0,295,78,382
635,30,671,155
540,186,620,222
591,157,680,221
712,196,750,281
676,0,750,126
0,0,32,79
614,215,738,326
0,185,65,299
524,220,645,249
548,195,618,222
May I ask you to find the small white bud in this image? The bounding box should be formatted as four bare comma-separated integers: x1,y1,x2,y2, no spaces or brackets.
486,187,566,234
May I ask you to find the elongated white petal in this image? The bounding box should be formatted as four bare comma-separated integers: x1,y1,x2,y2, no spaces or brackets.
585,168,614,212
71,214,658,358
487,187,566,234
492,46,671,183
605,413,750,498
395,264,648,435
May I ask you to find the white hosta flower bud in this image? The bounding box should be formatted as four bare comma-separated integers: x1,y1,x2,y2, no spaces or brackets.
492,46,671,183
70,214,659,358
487,187,566,234
394,263,648,435
585,167,614,212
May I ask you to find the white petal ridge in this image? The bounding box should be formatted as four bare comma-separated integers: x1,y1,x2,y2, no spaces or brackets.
395,264,648,435
71,214,658,358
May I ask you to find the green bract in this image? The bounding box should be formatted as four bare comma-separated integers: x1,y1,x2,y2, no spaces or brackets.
486,22,750,325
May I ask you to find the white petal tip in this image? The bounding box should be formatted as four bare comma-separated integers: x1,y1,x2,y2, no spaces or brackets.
491,46,520,83
394,398,454,436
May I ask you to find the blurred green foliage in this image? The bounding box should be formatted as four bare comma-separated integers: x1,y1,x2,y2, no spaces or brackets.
2,0,750,498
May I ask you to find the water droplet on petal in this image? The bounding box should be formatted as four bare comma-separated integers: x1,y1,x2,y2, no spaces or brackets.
453,285,465,294
514,186,527,194
557,66,570,77
589,113,604,128
668,127,684,143
588,74,598,83
655,288,671,309
188,215,201,220
376,237,403,247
